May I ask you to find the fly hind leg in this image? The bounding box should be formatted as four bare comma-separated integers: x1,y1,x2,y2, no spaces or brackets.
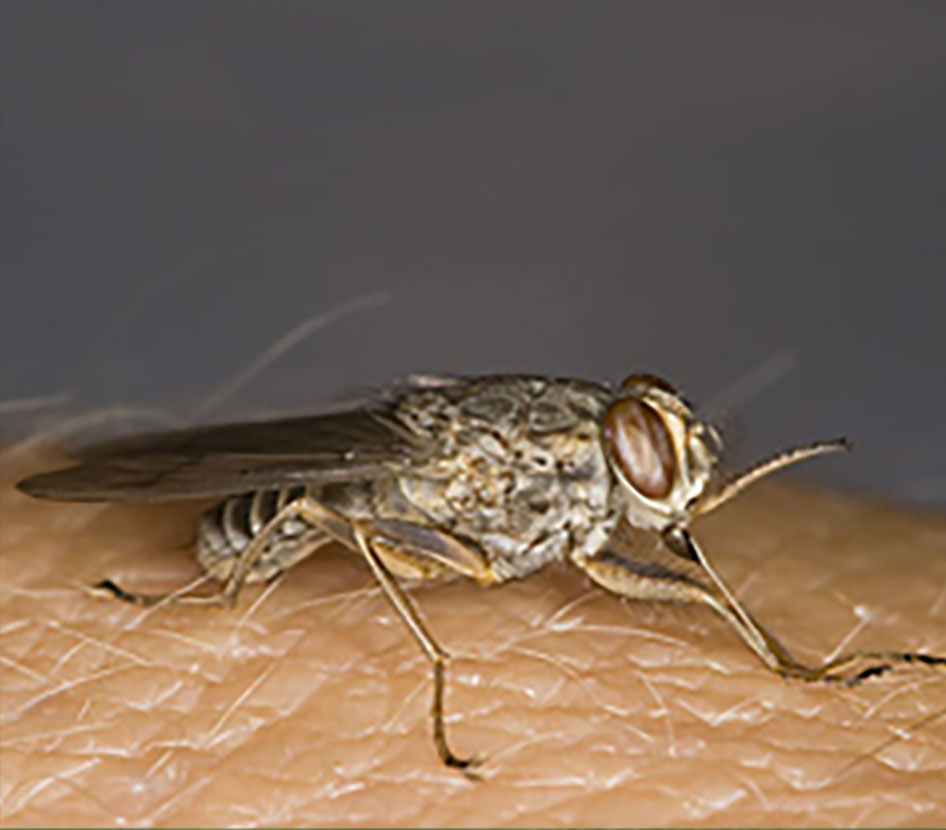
98,489,501,771
96,501,334,608
106,494,496,773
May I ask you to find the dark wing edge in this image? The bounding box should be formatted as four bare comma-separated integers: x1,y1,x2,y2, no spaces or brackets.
16,405,430,503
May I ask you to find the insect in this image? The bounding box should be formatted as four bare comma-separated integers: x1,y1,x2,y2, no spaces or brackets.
17,372,945,773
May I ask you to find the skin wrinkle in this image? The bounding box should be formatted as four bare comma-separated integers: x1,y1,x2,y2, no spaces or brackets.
233,578,283,637
0,655,55,690
46,620,153,673
2,452,946,826
633,670,676,754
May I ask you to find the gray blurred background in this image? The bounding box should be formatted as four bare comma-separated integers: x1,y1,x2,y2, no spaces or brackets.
2,2,945,507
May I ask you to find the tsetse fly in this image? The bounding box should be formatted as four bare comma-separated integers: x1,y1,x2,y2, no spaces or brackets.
17,372,945,772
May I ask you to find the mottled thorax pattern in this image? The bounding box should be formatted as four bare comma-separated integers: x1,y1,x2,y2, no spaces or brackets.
391,376,622,578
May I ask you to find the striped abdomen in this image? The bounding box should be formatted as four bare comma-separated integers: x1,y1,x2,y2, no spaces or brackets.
196,485,327,582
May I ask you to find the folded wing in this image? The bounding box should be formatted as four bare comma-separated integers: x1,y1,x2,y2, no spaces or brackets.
17,405,429,502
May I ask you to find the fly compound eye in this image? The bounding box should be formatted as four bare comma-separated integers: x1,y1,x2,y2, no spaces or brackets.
603,398,678,499
619,373,679,396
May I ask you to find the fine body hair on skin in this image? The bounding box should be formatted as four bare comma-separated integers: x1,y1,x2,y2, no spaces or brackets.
2,449,945,827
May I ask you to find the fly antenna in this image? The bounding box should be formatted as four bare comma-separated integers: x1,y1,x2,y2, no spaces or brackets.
695,437,851,516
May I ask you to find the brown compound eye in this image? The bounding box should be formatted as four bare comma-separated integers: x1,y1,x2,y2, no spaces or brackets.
603,398,677,499
619,373,679,396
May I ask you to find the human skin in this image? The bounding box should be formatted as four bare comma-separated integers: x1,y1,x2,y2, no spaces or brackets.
1,449,945,828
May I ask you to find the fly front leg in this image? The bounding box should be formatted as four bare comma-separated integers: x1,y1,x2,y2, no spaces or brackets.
575,545,946,686
663,527,946,685
573,549,807,674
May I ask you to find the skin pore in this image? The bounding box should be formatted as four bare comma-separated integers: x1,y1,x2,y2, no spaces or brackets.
1,450,945,827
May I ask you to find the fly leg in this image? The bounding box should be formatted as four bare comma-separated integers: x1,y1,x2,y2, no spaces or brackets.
348,523,479,774
573,550,806,672
96,494,492,771
171,496,492,771
287,504,493,774
95,500,339,608
574,549,946,685
666,527,946,684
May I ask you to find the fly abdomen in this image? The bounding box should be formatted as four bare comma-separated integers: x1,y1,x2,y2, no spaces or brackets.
196,485,321,582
